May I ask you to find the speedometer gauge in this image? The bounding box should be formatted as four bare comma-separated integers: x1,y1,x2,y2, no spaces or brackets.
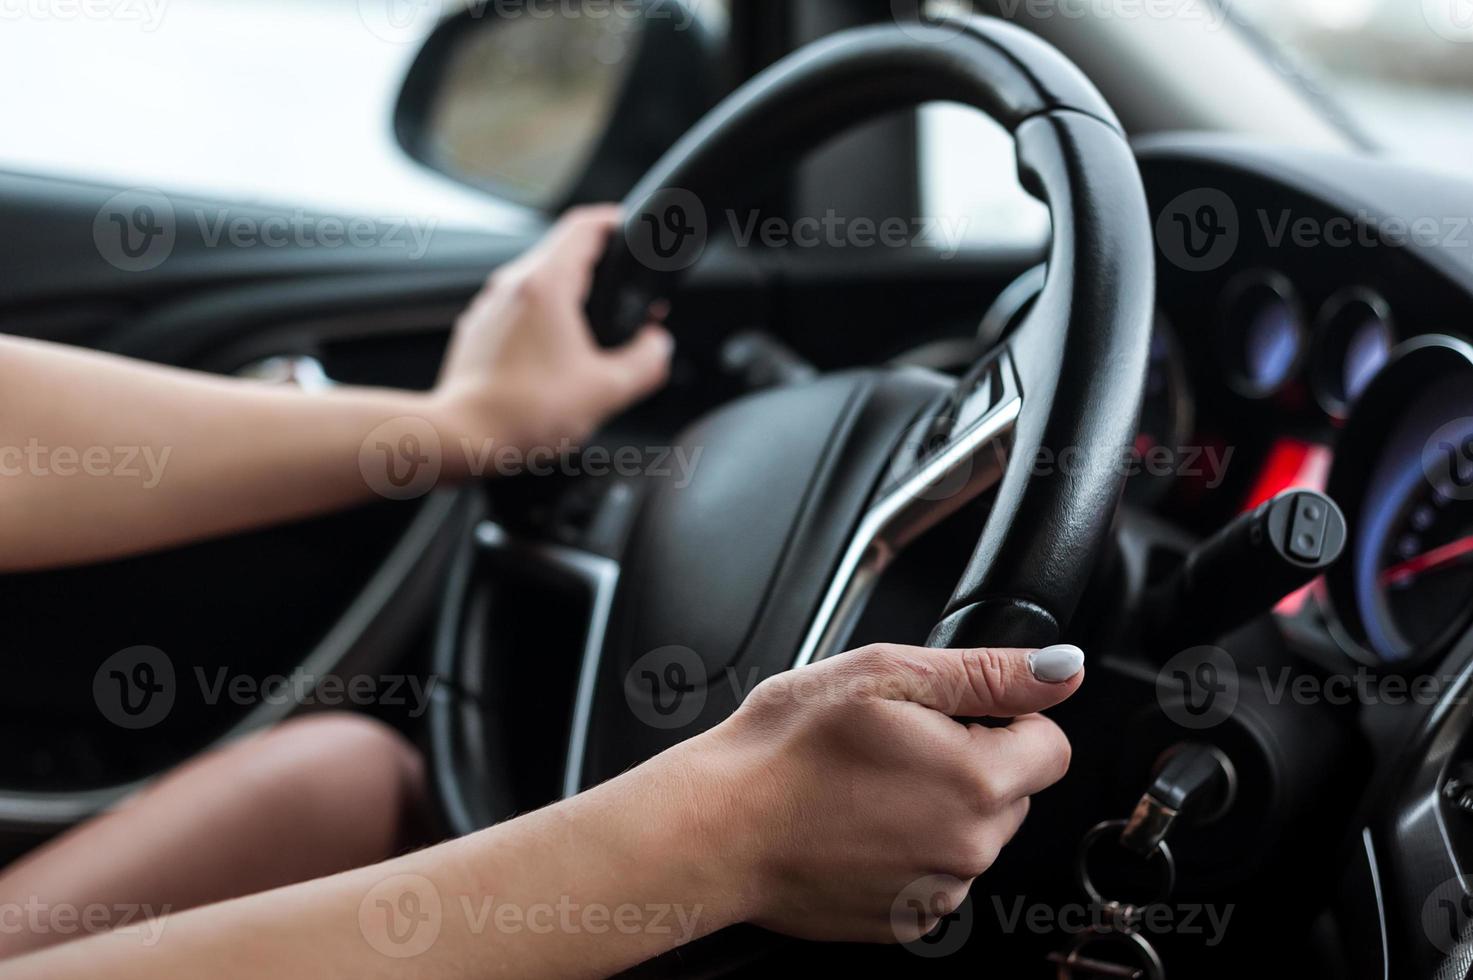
1358,384,1473,660
1327,337,1473,667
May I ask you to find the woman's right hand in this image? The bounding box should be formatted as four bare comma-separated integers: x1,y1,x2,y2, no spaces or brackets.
5,642,1082,980
676,643,1083,944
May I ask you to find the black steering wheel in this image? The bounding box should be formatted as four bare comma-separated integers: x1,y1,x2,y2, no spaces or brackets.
434,18,1156,968
570,15,1155,787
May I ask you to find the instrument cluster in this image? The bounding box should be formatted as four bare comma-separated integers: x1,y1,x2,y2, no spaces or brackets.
1212,271,1397,419
1160,266,1473,672
1324,338,1473,669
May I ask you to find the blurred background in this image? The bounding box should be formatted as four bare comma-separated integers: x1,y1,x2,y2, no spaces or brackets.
1230,0,1473,164
1,0,1470,245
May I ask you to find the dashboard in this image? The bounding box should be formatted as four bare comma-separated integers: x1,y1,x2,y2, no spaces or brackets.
1129,138,1473,682
419,132,1473,980
702,133,1473,687
1123,138,1473,978
602,132,1473,978
971,210,1473,680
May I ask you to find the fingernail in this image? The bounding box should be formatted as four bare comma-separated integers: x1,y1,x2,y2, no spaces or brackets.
1028,645,1085,684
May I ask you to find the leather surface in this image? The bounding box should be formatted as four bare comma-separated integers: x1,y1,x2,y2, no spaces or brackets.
588,15,1121,345
931,110,1154,648
584,368,951,782
579,16,1153,785
612,373,876,678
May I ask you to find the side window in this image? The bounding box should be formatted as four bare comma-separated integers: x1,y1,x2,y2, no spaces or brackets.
0,1,733,230
0,3,527,230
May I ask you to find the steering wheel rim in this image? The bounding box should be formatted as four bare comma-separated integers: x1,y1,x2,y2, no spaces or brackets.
590,14,1153,633
565,14,1155,794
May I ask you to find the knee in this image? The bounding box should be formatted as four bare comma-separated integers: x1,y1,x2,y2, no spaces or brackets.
244,714,428,859
266,713,422,779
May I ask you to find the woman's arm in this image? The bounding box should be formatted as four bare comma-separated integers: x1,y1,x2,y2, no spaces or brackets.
4,644,1084,979
0,205,670,572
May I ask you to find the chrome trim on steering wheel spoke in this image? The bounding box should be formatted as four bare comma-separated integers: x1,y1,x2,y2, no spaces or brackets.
549,354,1020,797
473,524,623,802
794,352,1022,668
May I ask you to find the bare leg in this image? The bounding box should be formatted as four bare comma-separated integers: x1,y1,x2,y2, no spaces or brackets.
0,714,429,960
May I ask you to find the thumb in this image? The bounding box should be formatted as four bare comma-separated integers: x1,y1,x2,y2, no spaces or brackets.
601,324,674,407
867,644,1085,719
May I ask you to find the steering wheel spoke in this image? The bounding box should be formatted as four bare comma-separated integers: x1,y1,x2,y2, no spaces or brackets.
794,352,1023,667
448,17,1155,844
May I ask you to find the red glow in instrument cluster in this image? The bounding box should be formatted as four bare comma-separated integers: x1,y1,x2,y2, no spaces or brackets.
1246,438,1335,615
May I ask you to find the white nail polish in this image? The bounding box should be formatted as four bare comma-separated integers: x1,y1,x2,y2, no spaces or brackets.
1029,644,1085,684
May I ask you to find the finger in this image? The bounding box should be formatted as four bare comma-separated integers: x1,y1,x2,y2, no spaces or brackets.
967,714,1073,801
538,204,623,286
866,645,1084,719
949,796,1030,881
1000,795,1031,840
548,203,622,243
991,797,1033,863
600,324,674,407
478,205,622,300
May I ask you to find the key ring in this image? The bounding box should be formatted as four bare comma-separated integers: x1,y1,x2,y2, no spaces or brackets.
1077,819,1177,909
1050,927,1167,980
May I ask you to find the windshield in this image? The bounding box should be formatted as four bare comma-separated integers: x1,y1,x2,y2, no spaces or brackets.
1229,0,1473,173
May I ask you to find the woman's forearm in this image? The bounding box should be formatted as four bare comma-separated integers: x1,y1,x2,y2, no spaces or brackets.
7,740,751,980
0,207,672,573
5,645,1085,977
0,334,466,572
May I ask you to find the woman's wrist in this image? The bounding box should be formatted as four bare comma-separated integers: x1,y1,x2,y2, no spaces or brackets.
447,734,765,968
647,729,772,928
419,384,519,485
564,730,770,936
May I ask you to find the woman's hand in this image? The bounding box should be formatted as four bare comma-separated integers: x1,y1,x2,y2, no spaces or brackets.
6,644,1082,979
675,643,1083,943
0,205,669,571
431,205,673,470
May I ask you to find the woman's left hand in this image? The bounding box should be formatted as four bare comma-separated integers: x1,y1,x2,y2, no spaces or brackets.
430,205,674,473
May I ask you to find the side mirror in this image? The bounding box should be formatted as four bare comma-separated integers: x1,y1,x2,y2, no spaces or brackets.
394,1,722,213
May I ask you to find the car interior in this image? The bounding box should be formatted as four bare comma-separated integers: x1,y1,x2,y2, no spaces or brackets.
5,0,1473,976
